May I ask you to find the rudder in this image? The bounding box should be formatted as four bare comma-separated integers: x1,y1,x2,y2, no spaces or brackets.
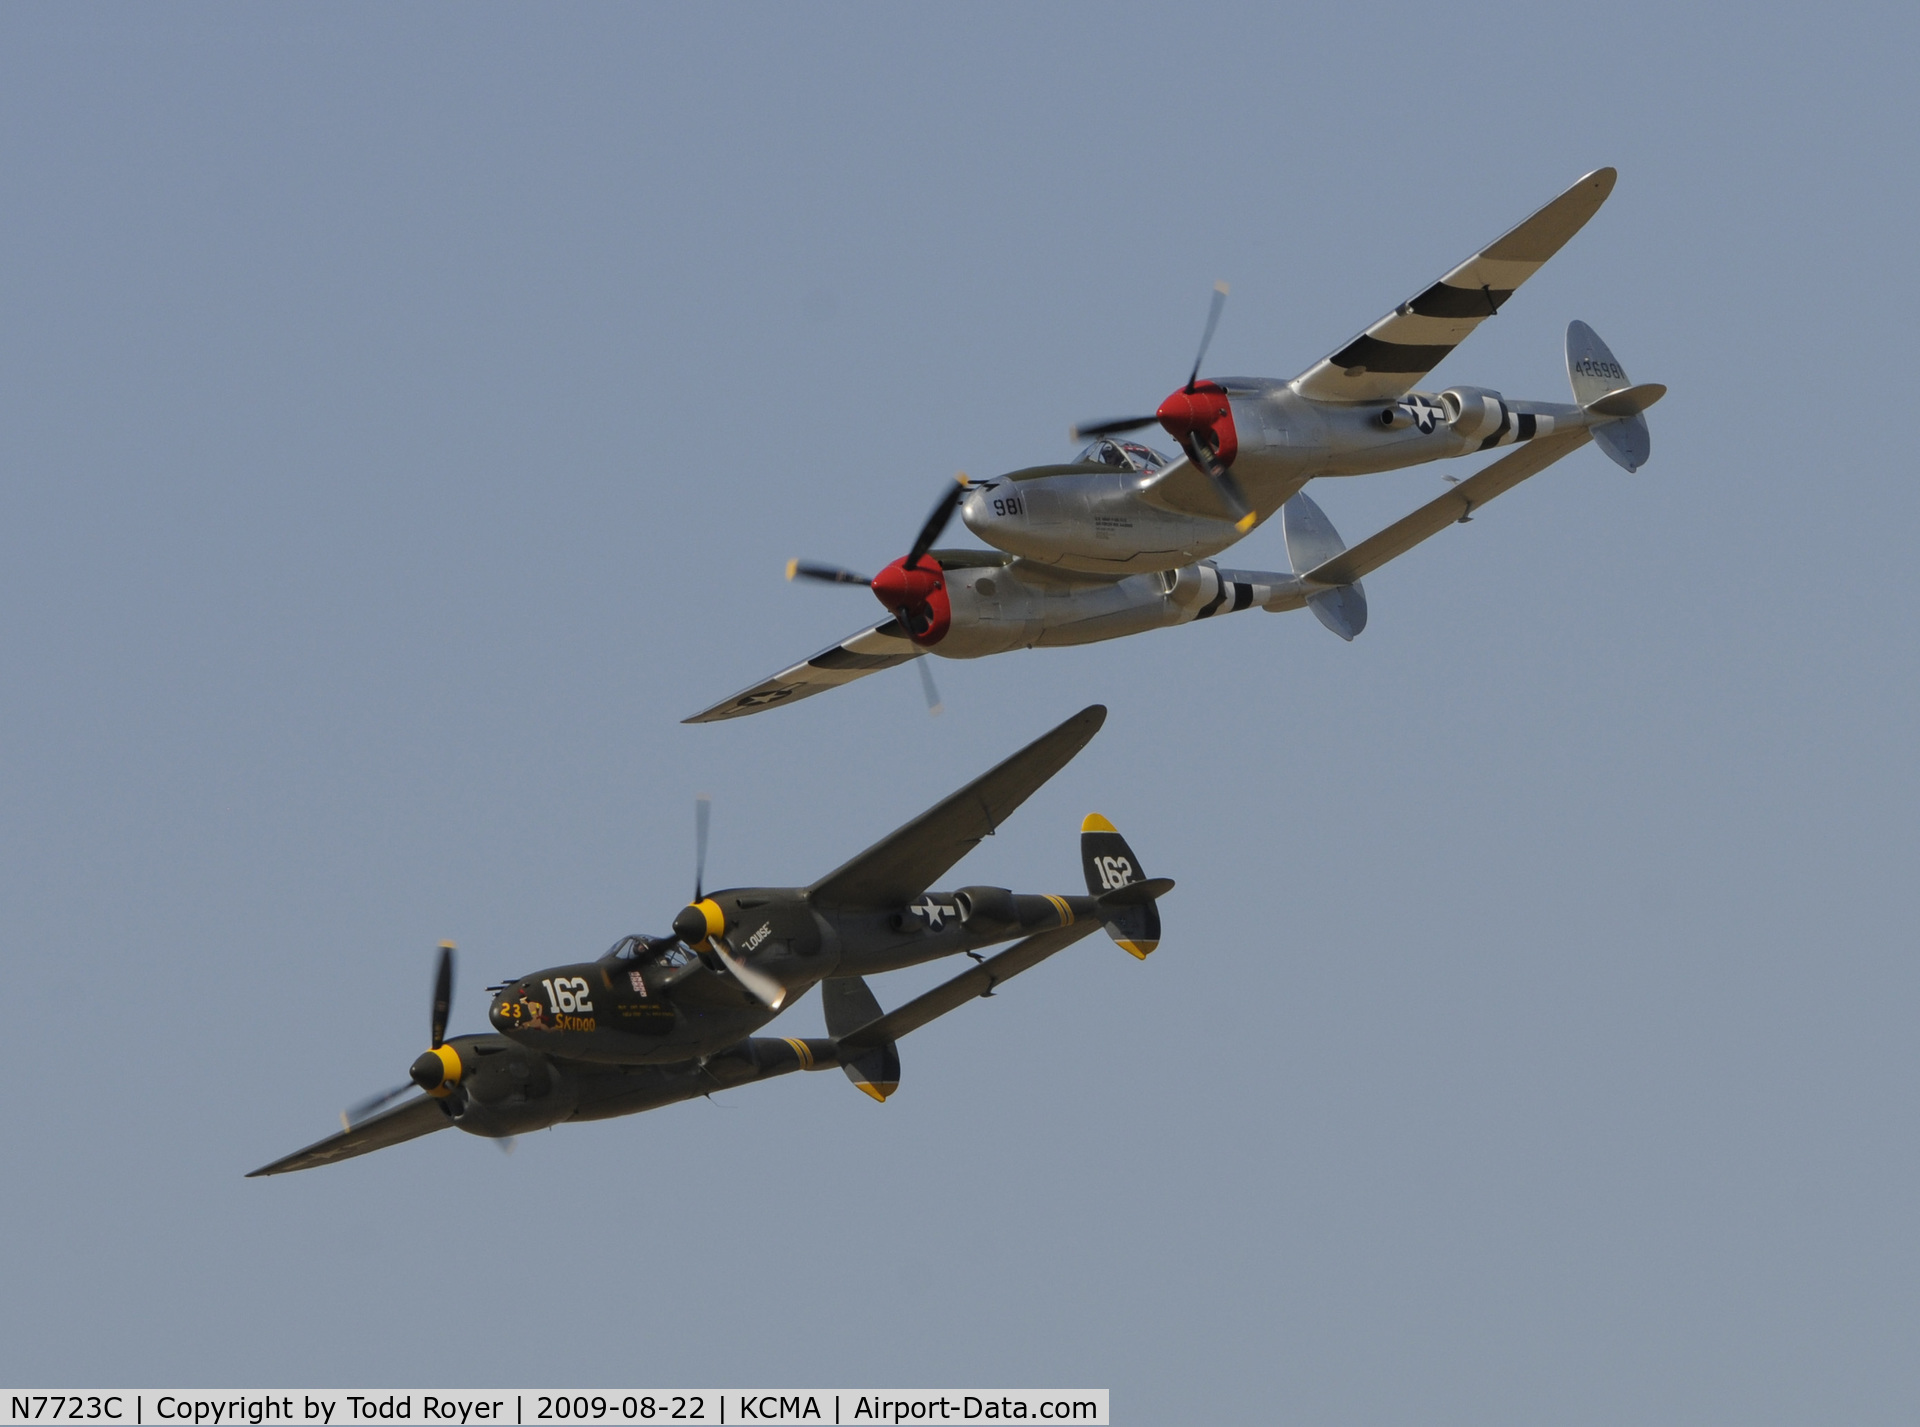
1081,814,1163,958
1567,320,1662,472
820,975,900,1101
1283,492,1368,641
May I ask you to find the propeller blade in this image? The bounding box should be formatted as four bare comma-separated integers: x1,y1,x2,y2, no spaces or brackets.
495,1136,518,1156
1069,415,1158,441
904,476,968,571
430,941,455,1049
917,658,944,716
1185,281,1229,394
694,795,711,903
787,559,873,587
1180,434,1256,533
341,1083,411,1130
710,933,787,1010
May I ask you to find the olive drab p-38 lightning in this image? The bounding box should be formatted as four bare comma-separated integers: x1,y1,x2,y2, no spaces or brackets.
249,707,1169,1175
687,167,1667,724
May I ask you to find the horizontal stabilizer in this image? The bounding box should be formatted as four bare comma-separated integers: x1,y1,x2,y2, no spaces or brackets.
1585,382,1665,418
1301,428,1591,590
1098,876,1175,908
835,920,1099,1053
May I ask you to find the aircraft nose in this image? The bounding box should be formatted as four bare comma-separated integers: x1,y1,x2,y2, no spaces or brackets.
869,561,944,613
1156,388,1202,438
488,984,533,1034
673,903,714,945
409,1044,461,1092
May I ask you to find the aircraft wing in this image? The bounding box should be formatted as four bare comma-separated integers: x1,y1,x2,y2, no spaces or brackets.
808,705,1106,908
1300,428,1592,589
1291,169,1616,404
246,1094,452,1178
683,618,921,725
834,919,1102,1052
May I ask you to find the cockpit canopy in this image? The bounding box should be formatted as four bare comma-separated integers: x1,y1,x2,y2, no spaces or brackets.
600,933,690,966
1074,439,1172,473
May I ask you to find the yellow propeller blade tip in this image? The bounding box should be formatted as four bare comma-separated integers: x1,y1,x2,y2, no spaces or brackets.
1235,511,1257,533
784,559,798,581
439,940,456,950
1214,280,1230,295
954,471,968,485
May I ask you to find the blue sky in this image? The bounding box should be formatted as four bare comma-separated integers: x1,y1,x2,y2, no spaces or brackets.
3,4,1917,1421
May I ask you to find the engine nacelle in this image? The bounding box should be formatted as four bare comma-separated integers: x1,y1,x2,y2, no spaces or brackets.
449,1041,577,1138
1440,386,1507,441
870,556,950,646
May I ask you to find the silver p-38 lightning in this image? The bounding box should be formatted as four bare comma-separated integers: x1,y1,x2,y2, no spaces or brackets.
688,168,1664,724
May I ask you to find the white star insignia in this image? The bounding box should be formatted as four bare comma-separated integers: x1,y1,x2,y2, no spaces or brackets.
1401,396,1443,434
910,896,955,928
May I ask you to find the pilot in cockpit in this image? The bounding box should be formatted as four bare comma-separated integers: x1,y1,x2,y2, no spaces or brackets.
1074,439,1172,473
601,933,692,967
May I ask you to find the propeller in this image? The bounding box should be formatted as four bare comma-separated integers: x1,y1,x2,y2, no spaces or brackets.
1072,282,1255,532
787,561,947,717
429,939,453,1049
904,479,967,571
787,560,872,587
670,800,789,1010
787,475,969,653
709,931,788,1011
1185,279,1229,394
917,658,944,716
340,941,459,1129
694,794,710,902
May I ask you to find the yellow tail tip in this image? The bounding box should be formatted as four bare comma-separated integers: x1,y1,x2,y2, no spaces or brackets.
1081,812,1117,834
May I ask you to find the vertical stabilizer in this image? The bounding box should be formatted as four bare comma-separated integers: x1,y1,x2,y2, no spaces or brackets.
1567,320,1653,472
1283,492,1368,640
821,976,900,1101
1081,814,1163,958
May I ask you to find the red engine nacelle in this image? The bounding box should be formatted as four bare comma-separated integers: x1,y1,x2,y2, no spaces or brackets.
870,557,950,646
1156,382,1239,466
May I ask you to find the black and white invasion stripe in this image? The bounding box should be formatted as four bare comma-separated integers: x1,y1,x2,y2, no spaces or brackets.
1291,169,1616,404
